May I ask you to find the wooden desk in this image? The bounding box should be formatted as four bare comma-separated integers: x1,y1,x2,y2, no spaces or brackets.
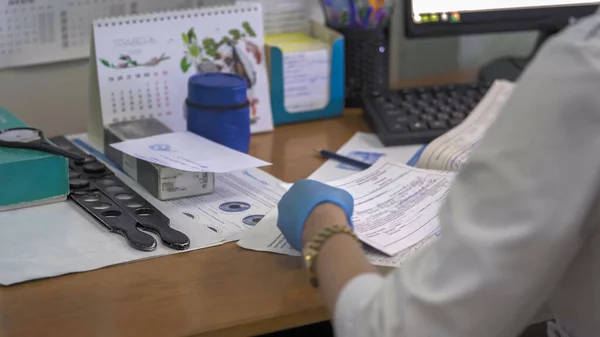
0,71,477,337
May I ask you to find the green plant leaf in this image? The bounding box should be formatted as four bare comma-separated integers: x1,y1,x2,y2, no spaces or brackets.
229,29,242,40
189,45,200,58
218,36,231,46
182,33,190,44
202,38,218,57
100,59,111,68
181,57,192,73
242,22,256,37
187,28,197,43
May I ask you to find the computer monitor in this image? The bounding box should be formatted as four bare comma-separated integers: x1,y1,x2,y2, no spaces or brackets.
405,0,599,81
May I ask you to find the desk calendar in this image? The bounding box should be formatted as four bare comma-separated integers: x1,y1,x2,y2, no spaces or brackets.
0,0,235,69
87,2,273,146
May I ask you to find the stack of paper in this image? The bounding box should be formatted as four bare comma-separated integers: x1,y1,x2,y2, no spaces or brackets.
238,159,455,259
266,32,331,113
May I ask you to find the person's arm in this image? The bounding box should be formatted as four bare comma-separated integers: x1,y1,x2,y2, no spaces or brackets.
301,203,378,315
290,11,600,337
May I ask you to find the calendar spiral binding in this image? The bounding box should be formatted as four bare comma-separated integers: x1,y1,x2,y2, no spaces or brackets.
93,1,262,28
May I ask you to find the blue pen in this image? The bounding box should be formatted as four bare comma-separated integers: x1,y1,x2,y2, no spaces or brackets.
363,7,372,28
314,149,372,170
348,0,358,28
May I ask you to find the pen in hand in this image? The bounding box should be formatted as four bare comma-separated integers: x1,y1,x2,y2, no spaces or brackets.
314,149,372,170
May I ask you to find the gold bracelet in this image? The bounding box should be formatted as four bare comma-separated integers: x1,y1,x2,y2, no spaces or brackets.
302,225,359,288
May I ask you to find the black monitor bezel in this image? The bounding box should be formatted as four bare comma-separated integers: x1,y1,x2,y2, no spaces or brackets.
405,1,599,38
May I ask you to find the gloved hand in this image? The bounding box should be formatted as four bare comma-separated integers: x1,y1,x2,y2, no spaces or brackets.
277,179,354,251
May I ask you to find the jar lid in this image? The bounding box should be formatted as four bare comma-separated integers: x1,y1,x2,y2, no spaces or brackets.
187,73,248,108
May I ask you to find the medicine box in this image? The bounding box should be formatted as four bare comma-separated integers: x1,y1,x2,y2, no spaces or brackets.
0,108,69,211
103,118,215,201
266,21,344,125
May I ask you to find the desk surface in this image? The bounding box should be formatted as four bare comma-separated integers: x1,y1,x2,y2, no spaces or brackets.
0,70,476,337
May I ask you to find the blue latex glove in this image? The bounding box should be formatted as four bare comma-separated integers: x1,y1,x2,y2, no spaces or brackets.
277,179,354,251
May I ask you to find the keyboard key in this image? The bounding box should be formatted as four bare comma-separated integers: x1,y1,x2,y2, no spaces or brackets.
452,112,466,119
429,120,447,129
439,105,454,114
409,121,428,131
434,91,449,99
450,101,463,110
398,88,416,95
385,109,405,116
417,100,430,108
375,97,386,104
408,107,422,115
449,119,463,127
394,116,411,123
388,123,408,132
419,92,433,100
421,114,436,122
400,101,414,109
437,113,450,121
424,107,438,115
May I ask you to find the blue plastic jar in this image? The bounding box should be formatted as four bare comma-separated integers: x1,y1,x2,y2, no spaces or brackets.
186,73,250,153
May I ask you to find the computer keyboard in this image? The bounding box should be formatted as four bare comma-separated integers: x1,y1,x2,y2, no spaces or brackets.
361,81,493,146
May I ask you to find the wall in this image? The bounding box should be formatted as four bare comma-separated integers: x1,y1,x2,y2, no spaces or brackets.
0,0,536,137
0,59,90,137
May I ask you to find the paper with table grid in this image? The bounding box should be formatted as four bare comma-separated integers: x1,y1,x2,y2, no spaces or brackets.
0,0,313,69
0,0,236,69
238,159,455,257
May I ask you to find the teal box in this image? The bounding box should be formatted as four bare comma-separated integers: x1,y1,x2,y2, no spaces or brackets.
0,108,69,211
267,22,345,125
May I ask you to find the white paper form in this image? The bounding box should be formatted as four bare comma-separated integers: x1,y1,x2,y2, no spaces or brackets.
111,132,271,173
168,168,285,242
0,0,240,70
284,49,330,113
0,134,225,286
239,159,455,257
416,80,515,172
273,132,434,267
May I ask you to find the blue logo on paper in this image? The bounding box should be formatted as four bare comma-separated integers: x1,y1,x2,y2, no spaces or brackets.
337,151,385,171
149,144,171,151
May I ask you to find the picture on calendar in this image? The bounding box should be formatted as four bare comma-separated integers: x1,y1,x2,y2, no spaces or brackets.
179,22,263,124
90,4,274,138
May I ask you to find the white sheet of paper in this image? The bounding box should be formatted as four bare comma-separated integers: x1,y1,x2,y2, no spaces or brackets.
111,132,271,173
294,132,424,184
238,159,454,257
260,132,440,267
168,168,285,242
273,189,442,267
416,80,515,172
0,135,225,286
284,49,330,113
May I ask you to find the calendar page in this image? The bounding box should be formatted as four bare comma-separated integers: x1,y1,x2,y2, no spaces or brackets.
89,2,273,144
0,0,236,69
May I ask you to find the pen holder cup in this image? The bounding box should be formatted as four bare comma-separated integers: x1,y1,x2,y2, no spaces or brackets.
333,27,390,107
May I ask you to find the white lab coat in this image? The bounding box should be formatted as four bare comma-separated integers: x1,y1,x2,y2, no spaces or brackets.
333,11,600,337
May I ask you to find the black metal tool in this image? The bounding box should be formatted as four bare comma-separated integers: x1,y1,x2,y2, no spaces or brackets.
51,136,190,252
0,127,85,161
